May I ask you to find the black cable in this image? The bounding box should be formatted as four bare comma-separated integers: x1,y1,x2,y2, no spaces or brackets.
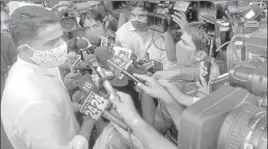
152,32,165,51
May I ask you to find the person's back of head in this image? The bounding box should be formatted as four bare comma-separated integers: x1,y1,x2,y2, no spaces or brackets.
7,5,60,46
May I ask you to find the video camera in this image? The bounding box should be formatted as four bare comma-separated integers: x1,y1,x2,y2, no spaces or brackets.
147,1,199,33
57,9,79,33
178,14,267,149
111,1,130,12
52,1,96,33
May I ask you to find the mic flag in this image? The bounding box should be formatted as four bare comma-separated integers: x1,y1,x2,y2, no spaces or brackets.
80,90,110,120
113,46,138,62
100,36,109,47
78,74,99,94
106,55,133,79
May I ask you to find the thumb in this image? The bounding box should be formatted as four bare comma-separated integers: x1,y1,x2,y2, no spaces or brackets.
133,73,151,82
200,74,207,88
72,102,82,112
137,83,151,94
109,94,121,108
211,57,217,66
196,80,203,88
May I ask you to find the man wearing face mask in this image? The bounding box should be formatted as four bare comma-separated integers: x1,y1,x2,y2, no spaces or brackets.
87,1,122,32
115,1,156,60
1,6,97,149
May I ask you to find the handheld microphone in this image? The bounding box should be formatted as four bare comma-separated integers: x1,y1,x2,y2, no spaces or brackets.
76,37,97,56
113,46,138,63
135,60,163,73
203,38,214,83
77,74,100,94
74,79,129,130
94,47,145,84
83,51,123,102
86,53,129,87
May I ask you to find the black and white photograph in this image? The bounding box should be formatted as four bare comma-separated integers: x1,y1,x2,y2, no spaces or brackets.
0,1,267,149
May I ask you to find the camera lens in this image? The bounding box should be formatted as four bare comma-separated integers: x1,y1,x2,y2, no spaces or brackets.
218,104,267,149
119,1,128,8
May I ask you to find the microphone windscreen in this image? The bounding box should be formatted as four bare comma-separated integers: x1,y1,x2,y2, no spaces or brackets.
77,38,89,49
94,46,112,65
110,77,129,87
87,54,98,63
67,51,79,63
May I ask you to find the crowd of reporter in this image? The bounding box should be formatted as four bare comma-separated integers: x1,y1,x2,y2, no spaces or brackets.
1,1,227,149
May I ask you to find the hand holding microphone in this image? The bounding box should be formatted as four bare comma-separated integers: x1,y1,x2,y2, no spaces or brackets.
63,71,82,91
133,73,174,104
75,76,129,130
109,91,140,125
94,47,145,84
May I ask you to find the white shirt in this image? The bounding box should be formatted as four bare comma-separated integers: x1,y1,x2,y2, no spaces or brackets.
147,36,178,70
116,21,175,70
1,57,88,149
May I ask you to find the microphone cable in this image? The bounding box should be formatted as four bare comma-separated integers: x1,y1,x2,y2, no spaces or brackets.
152,32,165,51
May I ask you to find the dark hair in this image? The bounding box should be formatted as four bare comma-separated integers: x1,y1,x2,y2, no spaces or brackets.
7,6,60,45
129,1,154,12
79,9,104,28
183,22,215,54
1,4,7,13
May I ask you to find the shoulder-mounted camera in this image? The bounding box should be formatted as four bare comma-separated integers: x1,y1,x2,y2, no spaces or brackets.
57,9,79,33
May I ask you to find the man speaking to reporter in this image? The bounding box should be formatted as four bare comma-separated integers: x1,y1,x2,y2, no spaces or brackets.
1,6,96,149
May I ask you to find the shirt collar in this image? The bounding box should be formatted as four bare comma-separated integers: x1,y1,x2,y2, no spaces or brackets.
17,56,60,77
126,21,137,32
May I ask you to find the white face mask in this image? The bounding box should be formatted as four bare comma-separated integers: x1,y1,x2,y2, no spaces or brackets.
22,43,68,68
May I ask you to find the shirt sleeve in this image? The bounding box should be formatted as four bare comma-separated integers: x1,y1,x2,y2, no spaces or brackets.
172,66,200,81
192,97,201,104
15,102,88,149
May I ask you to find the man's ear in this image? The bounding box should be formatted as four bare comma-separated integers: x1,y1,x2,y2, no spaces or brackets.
18,45,34,56
195,51,207,62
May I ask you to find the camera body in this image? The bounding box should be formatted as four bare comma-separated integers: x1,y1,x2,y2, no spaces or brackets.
178,16,267,149
147,1,198,33
179,56,267,149
57,10,79,33
111,1,130,12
